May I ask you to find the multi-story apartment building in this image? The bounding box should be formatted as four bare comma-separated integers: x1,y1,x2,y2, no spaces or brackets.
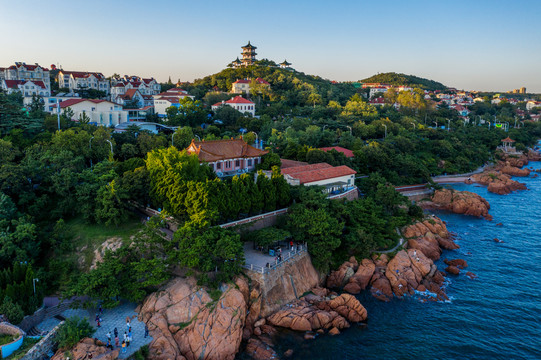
60,98,128,126
57,70,110,94
1,79,50,97
2,62,50,91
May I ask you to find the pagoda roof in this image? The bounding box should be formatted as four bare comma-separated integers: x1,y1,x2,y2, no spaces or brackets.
501,137,515,143
280,59,292,65
186,138,268,162
232,57,242,64
242,41,257,49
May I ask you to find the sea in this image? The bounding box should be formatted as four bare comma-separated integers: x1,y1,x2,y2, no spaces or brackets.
269,161,541,360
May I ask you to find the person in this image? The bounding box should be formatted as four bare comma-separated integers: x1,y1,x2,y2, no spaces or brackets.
121,341,126,353
144,324,149,338
126,318,131,331
106,331,111,342
115,335,119,348
99,305,103,314
114,327,118,338
290,240,294,251
106,339,111,350
97,319,101,328
124,332,128,345
128,329,132,345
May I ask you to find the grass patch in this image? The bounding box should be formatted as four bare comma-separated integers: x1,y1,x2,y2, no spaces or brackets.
208,289,222,302
0,334,15,346
128,344,149,360
62,215,144,270
5,337,40,360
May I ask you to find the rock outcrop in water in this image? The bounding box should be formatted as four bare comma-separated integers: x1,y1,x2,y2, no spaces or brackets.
403,216,458,261
421,189,492,220
472,171,527,195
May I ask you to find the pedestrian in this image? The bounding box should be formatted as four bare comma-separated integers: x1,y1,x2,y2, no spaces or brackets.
114,327,118,338
121,341,126,353
290,240,293,251
126,333,131,347
95,314,99,323
144,324,149,338
97,319,101,328
106,331,111,342
126,317,131,331
128,329,132,344
115,336,119,348
106,339,111,350
99,304,103,314
124,332,127,344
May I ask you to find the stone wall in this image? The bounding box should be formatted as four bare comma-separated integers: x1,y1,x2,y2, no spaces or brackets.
20,321,63,360
246,252,320,317
17,307,47,333
0,322,25,358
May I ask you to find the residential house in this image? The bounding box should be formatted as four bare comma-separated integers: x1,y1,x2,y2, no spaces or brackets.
526,101,541,111
153,88,195,116
211,96,256,117
1,79,50,97
450,104,470,117
3,62,50,91
59,99,128,126
281,163,357,194
116,89,145,108
110,76,161,103
57,70,110,94
369,97,386,106
231,78,270,94
42,93,81,113
186,138,268,176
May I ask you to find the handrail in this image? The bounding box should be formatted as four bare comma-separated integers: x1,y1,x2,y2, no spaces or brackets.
242,246,307,274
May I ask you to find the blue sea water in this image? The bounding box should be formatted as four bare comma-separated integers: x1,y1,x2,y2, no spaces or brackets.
271,162,541,360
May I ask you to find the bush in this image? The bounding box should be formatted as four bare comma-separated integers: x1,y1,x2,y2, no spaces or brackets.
55,316,95,350
0,296,24,324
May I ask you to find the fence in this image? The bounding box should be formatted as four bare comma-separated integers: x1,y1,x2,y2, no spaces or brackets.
219,208,288,229
242,245,307,275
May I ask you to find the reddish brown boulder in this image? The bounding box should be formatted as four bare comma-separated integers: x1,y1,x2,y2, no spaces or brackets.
139,277,248,360
328,327,340,336
284,349,294,357
496,222,503,226
466,272,478,280
326,258,358,289
326,294,368,323
344,258,376,294
500,164,530,177
474,171,527,195
51,338,119,360
245,338,277,360
423,189,492,220
445,266,460,275
370,272,393,302
444,259,468,269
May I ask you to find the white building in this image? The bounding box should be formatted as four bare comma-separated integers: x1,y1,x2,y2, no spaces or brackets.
60,99,128,126
526,101,541,111
1,79,50,97
152,88,195,116
3,62,50,91
231,78,270,94
41,94,81,113
57,70,110,94
281,162,357,194
111,76,160,96
211,96,255,116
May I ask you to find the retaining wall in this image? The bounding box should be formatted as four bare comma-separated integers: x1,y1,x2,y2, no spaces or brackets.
0,322,25,358
20,321,63,360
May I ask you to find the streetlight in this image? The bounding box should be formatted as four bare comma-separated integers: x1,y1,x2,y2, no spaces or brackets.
346,126,352,136
33,278,39,295
172,132,176,146
411,122,416,129
195,135,201,141
383,124,387,138
89,137,94,168
447,119,451,132
514,117,518,128
106,140,113,155
250,131,259,148
505,122,509,132
57,100,61,131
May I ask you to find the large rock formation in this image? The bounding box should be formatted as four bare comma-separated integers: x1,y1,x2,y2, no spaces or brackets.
343,258,375,294
402,217,458,261
266,293,367,333
423,189,492,220
500,164,531,177
51,338,118,360
472,171,527,195
139,277,248,360
326,257,358,289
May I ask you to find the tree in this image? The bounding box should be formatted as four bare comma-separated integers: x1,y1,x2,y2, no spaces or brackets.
257,152,281,170
256,171,276,211
172,126,194,149
95,179,130,226
55,316,95,350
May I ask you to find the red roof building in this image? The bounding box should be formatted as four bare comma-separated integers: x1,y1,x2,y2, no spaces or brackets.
281,162,357,192
318,146,355,158
231,77,270,94
211,96,255,116
186,138,268,176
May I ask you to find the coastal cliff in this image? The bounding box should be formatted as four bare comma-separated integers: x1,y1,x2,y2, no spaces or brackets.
420,189,493,220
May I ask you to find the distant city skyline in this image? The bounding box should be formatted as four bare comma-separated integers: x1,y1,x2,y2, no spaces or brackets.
1,0,540,92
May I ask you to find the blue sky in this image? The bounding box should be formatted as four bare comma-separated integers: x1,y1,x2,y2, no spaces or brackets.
1,0,540,92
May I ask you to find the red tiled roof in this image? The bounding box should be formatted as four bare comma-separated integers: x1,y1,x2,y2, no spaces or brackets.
59,98,109,108
501,137,515,143
281,163,333,175
3,80,24,88
233,78,270,85
281,163,356,184
227,96,254,104
318,146,355,158
369,97,385,104
120,89,139,100
280,159,309,169
186,139,268,162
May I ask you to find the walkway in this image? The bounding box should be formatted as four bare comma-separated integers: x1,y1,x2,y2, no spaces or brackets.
34,302,152,359
374,228,405,254
244,242,302,268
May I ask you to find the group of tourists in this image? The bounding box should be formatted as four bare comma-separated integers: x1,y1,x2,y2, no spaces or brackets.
97,306,150,355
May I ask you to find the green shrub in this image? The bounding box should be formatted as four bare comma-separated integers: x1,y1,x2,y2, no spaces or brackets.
55,316,95,350
0,296,24,324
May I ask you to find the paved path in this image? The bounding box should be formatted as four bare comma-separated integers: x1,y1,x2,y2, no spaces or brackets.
90,302,152,359
374,228,405,254
35,302,152,359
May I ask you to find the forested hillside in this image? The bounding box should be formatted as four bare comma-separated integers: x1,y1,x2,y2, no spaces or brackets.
361,72,448,91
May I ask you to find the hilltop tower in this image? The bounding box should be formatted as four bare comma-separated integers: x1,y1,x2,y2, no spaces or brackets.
241,41,257,66
279,59,292,69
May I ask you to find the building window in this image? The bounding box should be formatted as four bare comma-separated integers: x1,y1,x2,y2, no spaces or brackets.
235,160,240,167
248,159,252,166
217,162,221,170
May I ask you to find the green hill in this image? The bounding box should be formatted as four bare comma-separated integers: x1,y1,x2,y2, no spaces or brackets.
185,61,357,107
360,72,447,91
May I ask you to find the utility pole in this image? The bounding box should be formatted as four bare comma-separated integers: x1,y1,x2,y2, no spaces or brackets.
447,119,451,132
383,124,387,138
33,278,39,295
57,100,61,130
172,132,176,147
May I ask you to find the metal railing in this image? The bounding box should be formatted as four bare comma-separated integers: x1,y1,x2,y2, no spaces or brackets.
219,208,289,228
242,245,307,274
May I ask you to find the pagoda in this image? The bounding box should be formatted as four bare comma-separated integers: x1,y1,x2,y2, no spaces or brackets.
230,57,242,69
279,59,292,69
241,41,257,66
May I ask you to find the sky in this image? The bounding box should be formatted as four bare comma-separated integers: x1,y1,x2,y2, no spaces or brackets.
1,0,540,92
